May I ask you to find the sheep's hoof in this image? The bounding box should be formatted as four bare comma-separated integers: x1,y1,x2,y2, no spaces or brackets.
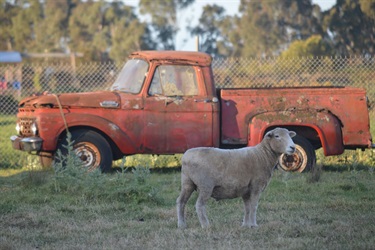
177,222,187,229
200,222,211,229
200,225,211,230
242,223,258,228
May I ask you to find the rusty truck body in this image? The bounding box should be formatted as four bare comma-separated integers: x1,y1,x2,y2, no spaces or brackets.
11,51,374,172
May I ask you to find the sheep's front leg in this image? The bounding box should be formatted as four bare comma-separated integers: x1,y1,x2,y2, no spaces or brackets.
195,189,212,228
242,194,251,227
242,190,262,228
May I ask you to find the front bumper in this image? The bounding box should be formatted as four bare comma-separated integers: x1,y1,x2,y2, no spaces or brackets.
10,135,43,152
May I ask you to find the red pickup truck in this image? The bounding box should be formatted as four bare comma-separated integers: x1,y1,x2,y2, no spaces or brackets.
11,51,374,172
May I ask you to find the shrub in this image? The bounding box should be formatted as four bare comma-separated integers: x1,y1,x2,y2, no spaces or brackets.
51,134,159,204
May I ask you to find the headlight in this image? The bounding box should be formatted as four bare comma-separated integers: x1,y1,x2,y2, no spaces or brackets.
15,123,21,135
30,122,38,136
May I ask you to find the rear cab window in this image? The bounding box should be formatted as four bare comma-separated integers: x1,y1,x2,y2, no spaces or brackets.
148,65,199,97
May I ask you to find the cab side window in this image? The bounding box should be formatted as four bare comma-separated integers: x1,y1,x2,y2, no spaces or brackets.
149,65,199,96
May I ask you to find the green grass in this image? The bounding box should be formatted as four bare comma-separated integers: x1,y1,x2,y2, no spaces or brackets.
1,167,374,250
0,115,32,168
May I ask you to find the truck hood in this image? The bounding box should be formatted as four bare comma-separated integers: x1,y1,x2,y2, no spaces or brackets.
19,91,121,109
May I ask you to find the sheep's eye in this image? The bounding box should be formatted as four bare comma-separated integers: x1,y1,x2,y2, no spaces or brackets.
275,135,280,138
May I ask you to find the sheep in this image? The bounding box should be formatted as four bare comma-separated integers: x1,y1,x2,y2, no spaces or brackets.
176,127,296,229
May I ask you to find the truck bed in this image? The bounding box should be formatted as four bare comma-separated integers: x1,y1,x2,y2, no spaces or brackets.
219,86,371,151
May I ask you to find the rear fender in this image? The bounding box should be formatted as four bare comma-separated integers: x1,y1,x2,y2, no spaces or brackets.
248,110,344,156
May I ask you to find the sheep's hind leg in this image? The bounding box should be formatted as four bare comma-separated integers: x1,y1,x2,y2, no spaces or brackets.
177,178,195,228
195,189,212,228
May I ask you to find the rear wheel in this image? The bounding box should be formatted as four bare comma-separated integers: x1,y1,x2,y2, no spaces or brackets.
57,130,113,172
278,135,316,172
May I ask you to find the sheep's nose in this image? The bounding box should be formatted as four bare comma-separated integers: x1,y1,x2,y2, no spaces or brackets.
290,146,296,152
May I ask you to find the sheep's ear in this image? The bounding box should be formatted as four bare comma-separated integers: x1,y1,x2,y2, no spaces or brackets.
266,131,273,138
289,131,296,138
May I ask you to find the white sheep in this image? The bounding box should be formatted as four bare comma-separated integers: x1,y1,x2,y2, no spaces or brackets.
176,127,296,228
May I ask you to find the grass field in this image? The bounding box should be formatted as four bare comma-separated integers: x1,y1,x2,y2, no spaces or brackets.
1,166,374,250
1,112,375,249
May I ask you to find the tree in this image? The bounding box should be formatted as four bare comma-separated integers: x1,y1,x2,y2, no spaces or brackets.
189,4,227,56
323,0,375,55
68,0,154,62
108,2,154,63
34,0,72,53
10,6,32,52
233,0,323,57
0,0,22,50
281,35,332,57
68,0,109,61
359,0,375,19
139,0,194,50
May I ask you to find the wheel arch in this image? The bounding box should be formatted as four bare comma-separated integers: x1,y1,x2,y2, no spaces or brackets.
57,126,123,161
49,113,139,159
248,110,344,156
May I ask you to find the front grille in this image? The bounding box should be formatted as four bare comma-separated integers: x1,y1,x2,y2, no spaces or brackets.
19,118,36,137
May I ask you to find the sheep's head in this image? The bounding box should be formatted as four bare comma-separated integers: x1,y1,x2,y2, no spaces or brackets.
265,128,296,155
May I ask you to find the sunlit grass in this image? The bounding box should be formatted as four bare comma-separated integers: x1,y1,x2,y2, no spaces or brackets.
0,168,25,177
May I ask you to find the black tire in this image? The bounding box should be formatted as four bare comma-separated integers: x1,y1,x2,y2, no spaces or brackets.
57,130,113,172
278,135,316,172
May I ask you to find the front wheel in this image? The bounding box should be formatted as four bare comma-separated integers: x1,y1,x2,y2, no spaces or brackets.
278,135,316,172
57,130,113,172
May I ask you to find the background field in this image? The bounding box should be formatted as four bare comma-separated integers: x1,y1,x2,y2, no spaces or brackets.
1,167,374,250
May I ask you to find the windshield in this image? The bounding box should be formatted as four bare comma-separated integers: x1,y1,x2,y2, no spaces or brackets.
110,59,149,93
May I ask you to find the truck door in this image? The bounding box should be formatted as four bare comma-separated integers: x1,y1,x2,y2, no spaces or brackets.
143,64,216,153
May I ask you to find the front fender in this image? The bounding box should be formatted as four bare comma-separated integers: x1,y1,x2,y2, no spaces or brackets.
40,113,137,153
248,109,344,156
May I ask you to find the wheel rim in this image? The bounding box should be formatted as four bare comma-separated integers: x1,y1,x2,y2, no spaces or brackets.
74,142,101,171
279,144,308,172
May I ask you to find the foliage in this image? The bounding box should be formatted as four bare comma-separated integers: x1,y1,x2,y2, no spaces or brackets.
233,0,323,57
191,0,375,57
281,35,332,58
322,0,375,55
189,4,228,57
2,0,375,59
359,0,375,19
139,0,194,50
317,148,375,172
0,0,153,62
52,134,159,204
116,154,182,169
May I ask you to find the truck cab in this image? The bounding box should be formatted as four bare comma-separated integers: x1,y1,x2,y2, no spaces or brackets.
114,51,220,154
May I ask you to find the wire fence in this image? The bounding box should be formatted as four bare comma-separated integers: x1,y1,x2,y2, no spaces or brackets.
1,56,375,168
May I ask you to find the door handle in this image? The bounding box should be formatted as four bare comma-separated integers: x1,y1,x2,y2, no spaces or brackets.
194,97,219,103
